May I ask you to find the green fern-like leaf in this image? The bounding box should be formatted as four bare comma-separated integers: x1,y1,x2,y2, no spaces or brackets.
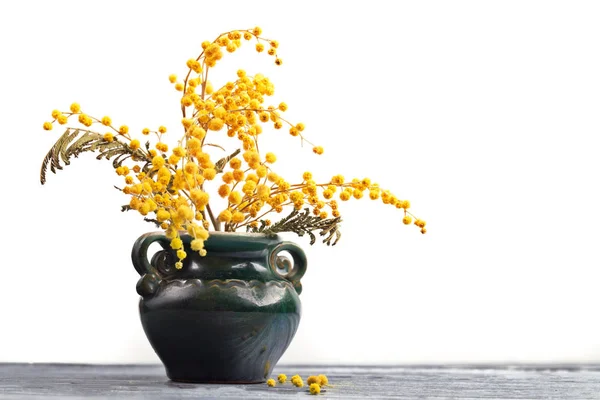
247,208,342,246
40,128,149,184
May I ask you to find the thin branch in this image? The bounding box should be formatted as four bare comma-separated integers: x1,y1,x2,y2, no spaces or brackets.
206,203,220,231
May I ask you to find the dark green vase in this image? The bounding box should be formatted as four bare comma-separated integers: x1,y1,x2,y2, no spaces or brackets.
131,231,306,383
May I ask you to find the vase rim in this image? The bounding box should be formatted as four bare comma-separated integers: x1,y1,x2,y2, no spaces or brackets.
141,230,287,250
185,231,279,238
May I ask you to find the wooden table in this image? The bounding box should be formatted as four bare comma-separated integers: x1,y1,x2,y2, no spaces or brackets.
1,363,599,399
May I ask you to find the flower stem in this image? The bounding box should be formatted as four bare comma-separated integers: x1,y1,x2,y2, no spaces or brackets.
206,203,220,231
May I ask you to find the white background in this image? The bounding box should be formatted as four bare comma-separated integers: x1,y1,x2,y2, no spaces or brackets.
1,0,599,365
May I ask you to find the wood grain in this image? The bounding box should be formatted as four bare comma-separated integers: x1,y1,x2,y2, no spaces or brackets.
0,363,599,399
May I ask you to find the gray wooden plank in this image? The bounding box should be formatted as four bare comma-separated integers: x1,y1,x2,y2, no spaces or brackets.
0,363,599,399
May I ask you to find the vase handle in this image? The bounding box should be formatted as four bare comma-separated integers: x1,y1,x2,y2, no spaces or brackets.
131,232,171,298
269,242,307,295
131,231,172,276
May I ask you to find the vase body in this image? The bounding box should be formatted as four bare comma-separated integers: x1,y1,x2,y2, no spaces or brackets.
131,231,306,383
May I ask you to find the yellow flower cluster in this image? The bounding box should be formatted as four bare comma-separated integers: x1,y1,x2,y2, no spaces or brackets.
42,27,425,264
291,374,304,387
266,373,329,395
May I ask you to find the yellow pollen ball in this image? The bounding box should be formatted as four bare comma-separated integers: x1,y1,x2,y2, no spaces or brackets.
173,146,185,157
156,209,170,222
218,209,232,223
152,155,165,169
170,237,183,250
184,162,198,175
222,172,234,184
256,165,267,178
191,239,205,251
309,383,320,395
168,155,179,165
307,376,320,385
415,219,426,228
292,377,304,387
229,158,242,169
228,191,242,205
70,102,81,113
203,168,217,180
231,211,245,223
331,175,345,185
218,184,231,198
177,205,194,221
208,118,225,131
265,152,276,163
156,143,168,152
129,139,140,150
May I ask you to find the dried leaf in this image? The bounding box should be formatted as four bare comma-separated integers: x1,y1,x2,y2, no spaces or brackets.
215,148,241,173
247,208,342,246
40,128,151,184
